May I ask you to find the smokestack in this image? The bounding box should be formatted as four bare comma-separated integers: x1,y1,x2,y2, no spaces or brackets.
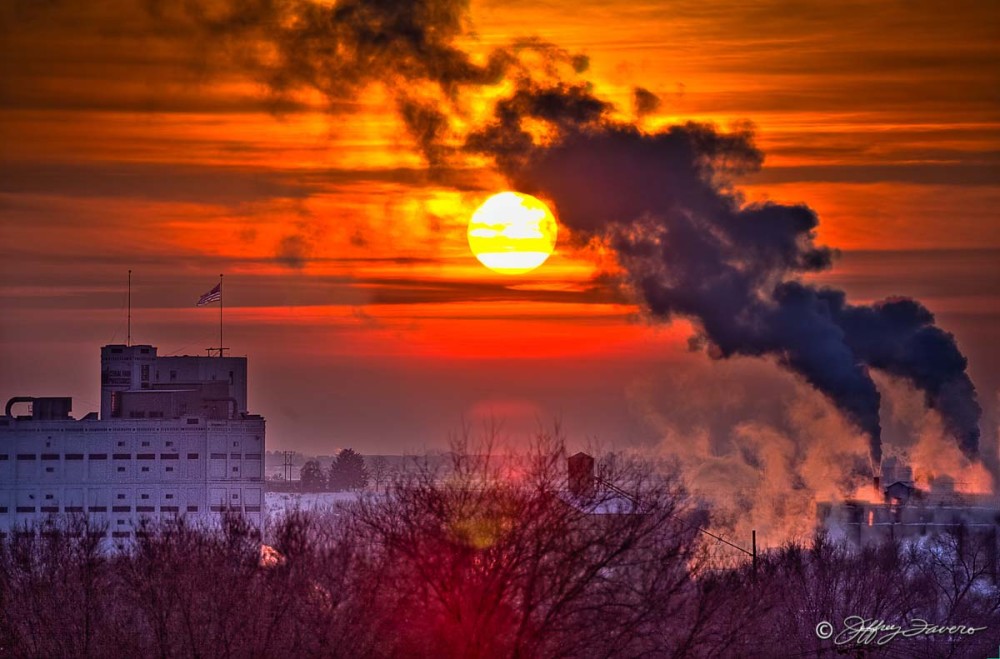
873,475,881,495
568,452,595,498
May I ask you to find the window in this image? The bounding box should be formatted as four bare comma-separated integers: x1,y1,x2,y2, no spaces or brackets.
187,453,199,459
16,454,36,460
245,505,261,512
45,494,53,500
211,453,226,459
166,494,174,499
65,506,83,513
112,506,130,513
230,453,241,459
117,467,126,473
166,441,173,447
232,467,239,472
41,506,58,513
88,506,107,513
160,454,178,459
141,441,150,447
137,454,154,460
141,494,149,500
65,454,84,460
233,441,238,447
0,455,7,460
186,505,199,512
161,506,179,513
89,454,107,460
136,506,154,512
166,467,174,472
187,418,198,425
113,454,130,460
141,467,150,472
41,454,59,460
169,370,177,382
117,520,126,525
45,467,54,473
231,494,238,499
17,507,36,513
117,494,125,500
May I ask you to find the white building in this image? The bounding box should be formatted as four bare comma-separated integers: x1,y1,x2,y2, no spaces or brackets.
0,343,264,541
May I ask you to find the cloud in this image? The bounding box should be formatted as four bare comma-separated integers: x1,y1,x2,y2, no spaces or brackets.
632,87,660,118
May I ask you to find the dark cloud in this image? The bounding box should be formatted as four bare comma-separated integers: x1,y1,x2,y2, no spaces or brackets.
745,163,1000,187
0,161,311,203
165,0,520,165
276,235,311,269
632,87,660,118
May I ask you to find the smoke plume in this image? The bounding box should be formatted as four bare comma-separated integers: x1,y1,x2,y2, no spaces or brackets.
466,80,982,466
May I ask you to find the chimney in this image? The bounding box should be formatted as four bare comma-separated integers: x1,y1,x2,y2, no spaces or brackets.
568,452,595,498
873,475,881,495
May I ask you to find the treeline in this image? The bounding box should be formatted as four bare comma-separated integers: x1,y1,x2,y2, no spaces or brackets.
296,448,389,492
1,439,998,658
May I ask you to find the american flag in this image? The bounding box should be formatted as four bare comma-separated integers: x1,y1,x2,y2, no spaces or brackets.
197,282,221,306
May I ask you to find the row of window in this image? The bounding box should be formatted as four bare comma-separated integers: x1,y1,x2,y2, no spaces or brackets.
0,505,262,514
1,453,262,460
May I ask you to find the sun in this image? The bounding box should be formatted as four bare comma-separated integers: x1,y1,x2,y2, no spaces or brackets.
468,192,558,275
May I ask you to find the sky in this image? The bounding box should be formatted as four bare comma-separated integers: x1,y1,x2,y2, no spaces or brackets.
1,0,998,479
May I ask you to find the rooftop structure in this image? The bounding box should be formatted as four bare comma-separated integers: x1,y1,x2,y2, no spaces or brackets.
817,459,1000,548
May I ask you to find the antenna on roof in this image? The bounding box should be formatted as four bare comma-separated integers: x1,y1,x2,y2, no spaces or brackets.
127,269,132,347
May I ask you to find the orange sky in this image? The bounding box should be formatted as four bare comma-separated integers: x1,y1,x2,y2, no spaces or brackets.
0,0,998,455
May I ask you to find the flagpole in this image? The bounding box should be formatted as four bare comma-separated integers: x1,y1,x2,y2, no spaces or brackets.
219,273,223,357
127,269,132,347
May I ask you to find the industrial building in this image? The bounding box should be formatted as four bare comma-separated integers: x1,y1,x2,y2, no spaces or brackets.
0,343,264,540
817,457,1000,549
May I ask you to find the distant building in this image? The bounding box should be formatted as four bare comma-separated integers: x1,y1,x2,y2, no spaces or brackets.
817,459,1000,550
562,452,641,515
0,343,264,541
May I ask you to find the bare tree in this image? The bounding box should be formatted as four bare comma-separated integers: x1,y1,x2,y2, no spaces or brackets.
369,456,389,493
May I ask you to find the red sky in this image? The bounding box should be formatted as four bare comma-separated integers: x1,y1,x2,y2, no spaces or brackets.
1,0,998,458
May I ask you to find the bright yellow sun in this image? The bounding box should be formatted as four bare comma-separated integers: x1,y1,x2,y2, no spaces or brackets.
468,192,558,275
